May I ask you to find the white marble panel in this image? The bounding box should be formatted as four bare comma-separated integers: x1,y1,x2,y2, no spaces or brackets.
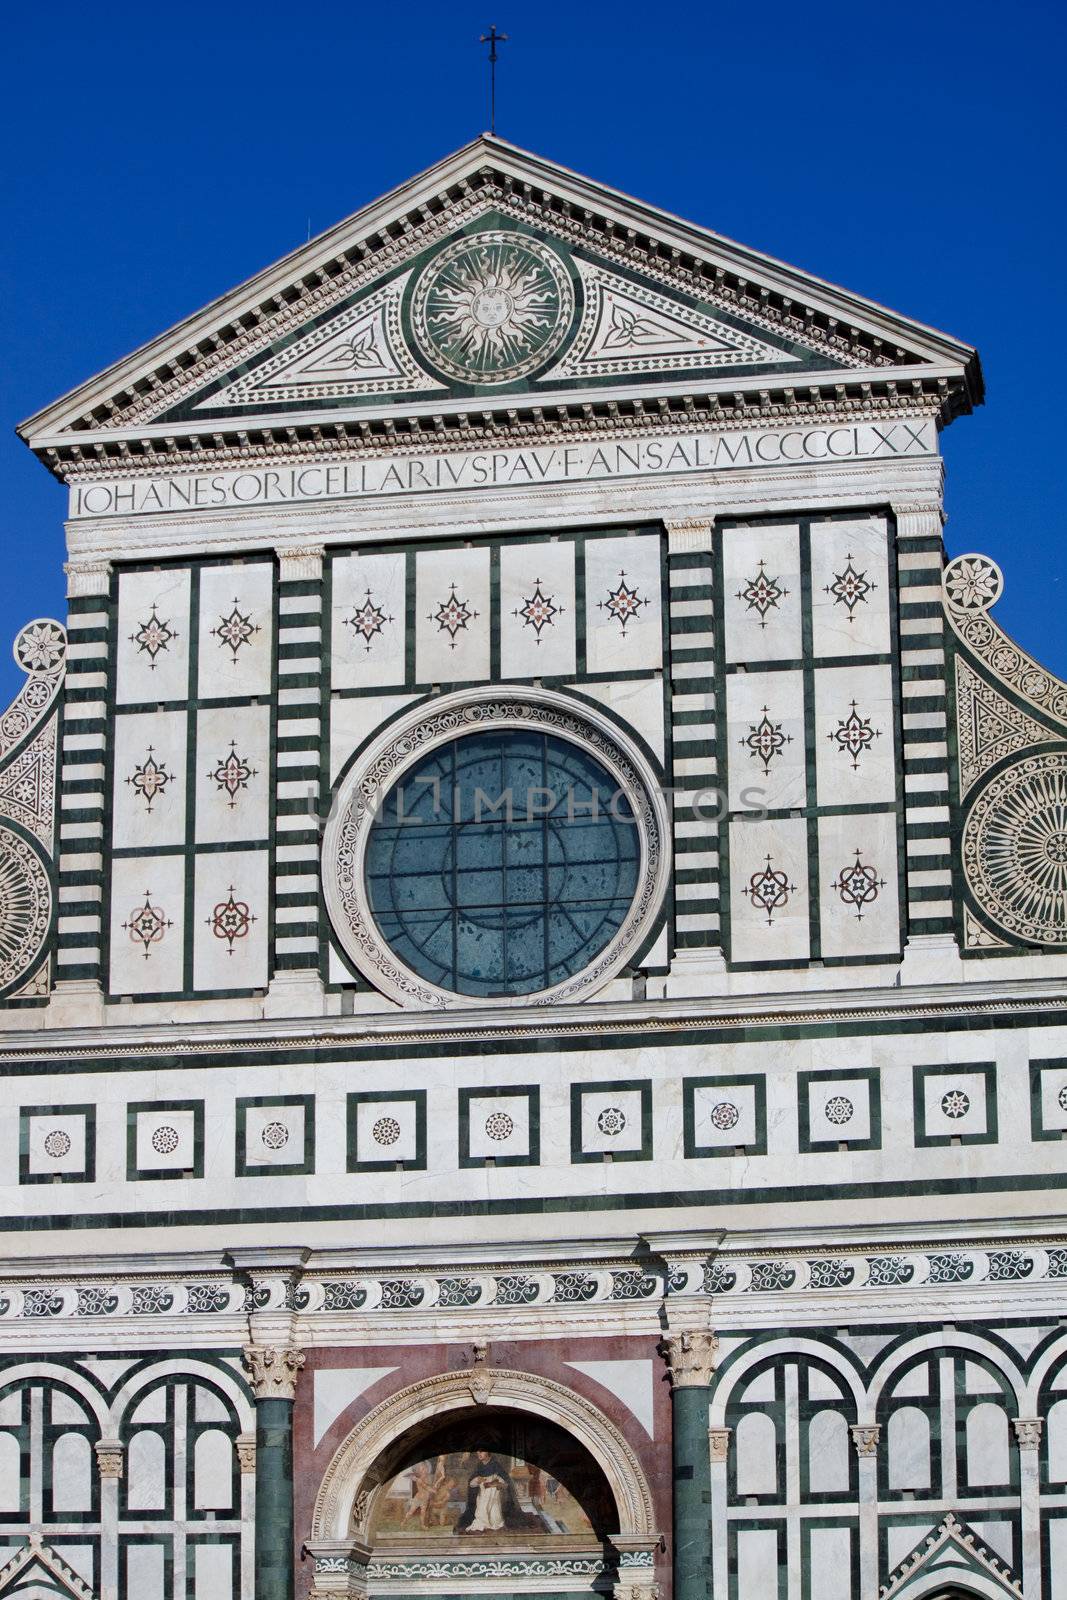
810,515,890,658
922,1069,989,1138
728,816,809,963
466,1092,531,1160
806,1527,851,1600
806,1076,872,1143
691,1081,759,1148
0,1439,16,1513
192,1542,233,1599
501,540,576,678
24,1110,89,1178
193,1429,233,1508
135,1107,197,1173
566,1360,653,1437
577,1087,645,1154
1038,1062,1067,1133
814,663,896,804
331,551,406,690
721,523,801,664
887,1407,931,1489
314,1368,398,1448
115,567,191,704
126,1430,167,1509
415,546,490,683
735,1417,778,1497
726,669,805,811
584,533,662,674
109,854,185,995
195,704,271,844
330,693,418,782
125,1540,166,1600
51,1433,92,1512
197,561,274,697
353,1098,419,1165
817,811,900,959
243,1102,307,1169
112,711,187,849
191,848,269,993
807,1411,850,1493
567,677,665,762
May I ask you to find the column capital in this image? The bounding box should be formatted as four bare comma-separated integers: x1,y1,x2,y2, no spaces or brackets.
242,1342,305,1401
236,1431,256,1473
659,1329,718,1387
277,543,326,580
95,1437,124,1477
64,559,112,599
708,1426,731,1462
665,519,714,554
850,1423,881,1457
305,1539,372,1598
1013,1417,1043,1451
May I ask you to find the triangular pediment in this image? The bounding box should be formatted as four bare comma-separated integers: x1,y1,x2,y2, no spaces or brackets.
882,1513,1022,1599
0,1537,96,1598
20,136,980,457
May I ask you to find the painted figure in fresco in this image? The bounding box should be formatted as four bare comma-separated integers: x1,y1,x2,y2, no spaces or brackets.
403,1456,456,1528
454,1450,528,1533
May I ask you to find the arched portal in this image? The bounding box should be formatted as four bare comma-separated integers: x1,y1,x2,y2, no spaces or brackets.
308,1368,660,1600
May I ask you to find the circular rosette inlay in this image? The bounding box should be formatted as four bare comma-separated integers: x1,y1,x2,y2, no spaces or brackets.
0,823,52,997
963,750,1067,946
411,230,574,384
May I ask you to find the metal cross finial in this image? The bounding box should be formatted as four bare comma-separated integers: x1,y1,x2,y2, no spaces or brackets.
479,25,508,134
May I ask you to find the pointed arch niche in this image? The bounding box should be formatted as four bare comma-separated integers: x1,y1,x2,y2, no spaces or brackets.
307,1368,660,1599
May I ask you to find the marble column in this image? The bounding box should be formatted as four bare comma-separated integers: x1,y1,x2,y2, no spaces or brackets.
95,1438,123,1600
243,1344,305,1600
660,1329,717,1600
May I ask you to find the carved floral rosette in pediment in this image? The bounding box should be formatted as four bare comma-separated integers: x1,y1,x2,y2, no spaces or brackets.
0,618,66,1002
943,554,1067,953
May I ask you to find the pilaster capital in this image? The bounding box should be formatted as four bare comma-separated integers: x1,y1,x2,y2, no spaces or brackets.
63,559,112,599
659,1329,718,1388
277,543,325,581
665,518,714,555
708,1426,731,1462
94,1437,124,1478
236,1432,256,1472
891,501,944,540
850,1423,881,1457
242,1342,305,1401
1013,1417,1043,1451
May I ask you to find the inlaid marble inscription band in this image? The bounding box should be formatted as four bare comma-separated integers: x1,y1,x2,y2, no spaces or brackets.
69,419,935,519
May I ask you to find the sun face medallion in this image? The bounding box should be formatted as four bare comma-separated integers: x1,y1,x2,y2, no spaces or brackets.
410,230,574,384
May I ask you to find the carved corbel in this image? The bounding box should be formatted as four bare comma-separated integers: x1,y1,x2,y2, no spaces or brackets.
242,1343,306,1402
664,518,713,555
277,544,326,581
467,1341,494,1404
304,1538,372,1599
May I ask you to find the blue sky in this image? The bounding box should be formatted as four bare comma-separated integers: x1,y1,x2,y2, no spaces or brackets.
1,0,1064,705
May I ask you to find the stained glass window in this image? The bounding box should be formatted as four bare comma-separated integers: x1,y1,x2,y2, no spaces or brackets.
364,729,641,998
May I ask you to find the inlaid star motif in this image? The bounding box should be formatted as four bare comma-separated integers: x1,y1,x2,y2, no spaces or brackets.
345,589,394,651
210,741,257,808
741,708,792,772
431,584,479,648
829,701,881,770
123,892,172,957
15,620,65,674
737,562,787,627
209,886,255,952
129,607,176,666
211,600,259,663
747,856,796,925
834,851,886,919
514,581,560,641
126,747,172,813
825,556,875,618
599,571,647,635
